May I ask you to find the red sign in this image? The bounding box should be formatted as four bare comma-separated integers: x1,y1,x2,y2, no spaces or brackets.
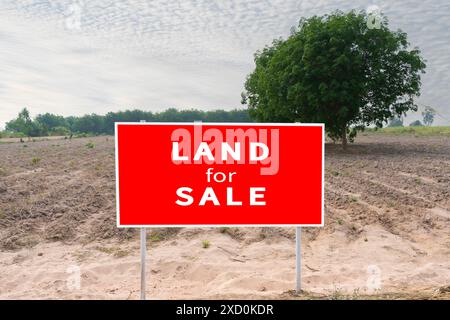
115,123,324,227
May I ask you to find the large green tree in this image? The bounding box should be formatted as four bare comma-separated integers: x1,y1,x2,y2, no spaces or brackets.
241,10,426,148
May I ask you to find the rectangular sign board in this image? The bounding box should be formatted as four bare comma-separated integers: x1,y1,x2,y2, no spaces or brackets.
115,123,324,227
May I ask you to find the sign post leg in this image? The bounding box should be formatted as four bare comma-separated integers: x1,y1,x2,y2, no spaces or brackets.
140,227,146,300
296,226,302,294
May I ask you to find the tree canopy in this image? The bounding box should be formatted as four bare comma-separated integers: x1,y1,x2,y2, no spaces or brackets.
241,10,426,148
3,108,251,137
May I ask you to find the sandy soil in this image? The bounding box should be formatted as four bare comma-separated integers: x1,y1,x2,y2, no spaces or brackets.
0,134,449,299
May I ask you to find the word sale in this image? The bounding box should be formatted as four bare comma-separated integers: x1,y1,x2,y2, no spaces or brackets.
176,186,266,206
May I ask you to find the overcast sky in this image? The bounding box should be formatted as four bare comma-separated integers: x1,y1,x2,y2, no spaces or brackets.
1,0,449,128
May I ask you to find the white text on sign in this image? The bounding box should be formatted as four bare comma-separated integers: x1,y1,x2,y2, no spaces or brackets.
171,127,279,206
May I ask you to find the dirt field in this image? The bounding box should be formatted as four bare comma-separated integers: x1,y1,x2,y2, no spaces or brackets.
0,133,449,299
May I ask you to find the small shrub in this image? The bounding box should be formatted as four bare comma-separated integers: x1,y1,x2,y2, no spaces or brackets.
147,228,181,243
148,233,161,242
202,240,210,249
85,142,95,149
31,157,41,165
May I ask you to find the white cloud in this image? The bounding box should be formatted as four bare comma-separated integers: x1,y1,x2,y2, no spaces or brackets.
0,0,449,128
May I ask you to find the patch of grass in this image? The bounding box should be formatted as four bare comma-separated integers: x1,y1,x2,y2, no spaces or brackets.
202,240,210,249
85,142,95,149
95,246,115,254
337,218,343,225
31,157,41,165
113,249,130,258
147,228,181,243
94,246,130,258
148,233,161,242
68,160,77,168
285,288,450,300
351,288,361,300
368,126,450,136
0,167,6,176
329,286,344,300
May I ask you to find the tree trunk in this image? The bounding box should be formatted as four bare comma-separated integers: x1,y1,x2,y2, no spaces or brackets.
342,124,347,150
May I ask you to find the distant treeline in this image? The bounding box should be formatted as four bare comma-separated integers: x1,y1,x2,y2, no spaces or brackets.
3,108,251,137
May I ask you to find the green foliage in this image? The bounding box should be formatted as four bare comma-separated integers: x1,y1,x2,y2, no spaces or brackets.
4,108,251,137
35,113,67,134
31,157,41,165
85,142,95,149
0,131,26,139
6,108,44,137
202,240,211,249
367,126,450,136
49,126,71,136
421,106,436,126
242,10,426,148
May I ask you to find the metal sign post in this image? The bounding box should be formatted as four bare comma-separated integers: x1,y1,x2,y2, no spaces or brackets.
296,226,302,293
139,120,147,301
140,227,146,300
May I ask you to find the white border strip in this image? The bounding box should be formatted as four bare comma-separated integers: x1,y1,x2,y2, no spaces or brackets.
115,122,325,228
